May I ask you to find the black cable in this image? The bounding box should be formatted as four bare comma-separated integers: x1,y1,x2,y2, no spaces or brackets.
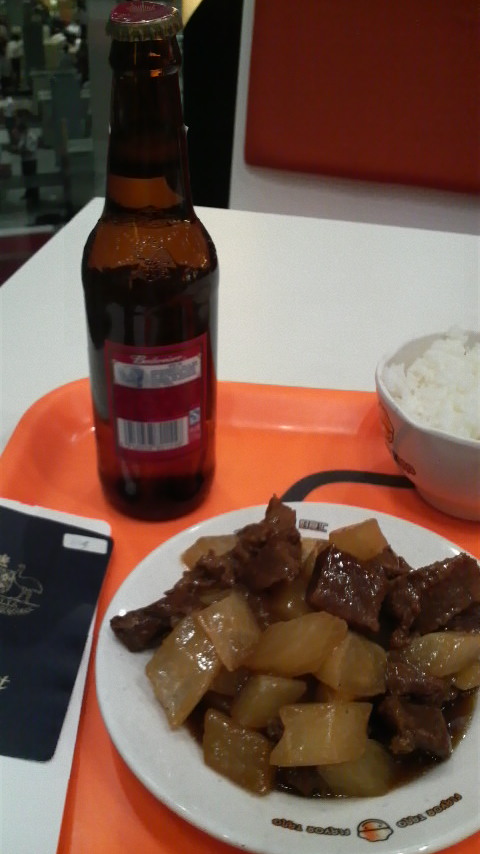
280,471,413,502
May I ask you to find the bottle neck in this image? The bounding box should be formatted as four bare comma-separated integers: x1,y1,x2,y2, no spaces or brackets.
104,38,194,219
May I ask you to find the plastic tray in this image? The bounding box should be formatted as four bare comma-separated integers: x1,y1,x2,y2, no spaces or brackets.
1,378,478,854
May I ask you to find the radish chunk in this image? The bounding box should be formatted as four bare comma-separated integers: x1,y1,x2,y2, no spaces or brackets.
203,709,274,795
318,739,397,796
329,518,389,561
245,611,347,676
145,614,221,728
270,702,372,766
197,590,261,671
197,591,261,670
399,632,480,677
266,576,312,620
316,631,387,697
454,660,480,690
231,675,307,728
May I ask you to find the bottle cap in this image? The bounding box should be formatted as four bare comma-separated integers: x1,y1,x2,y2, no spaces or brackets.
107,2,181,41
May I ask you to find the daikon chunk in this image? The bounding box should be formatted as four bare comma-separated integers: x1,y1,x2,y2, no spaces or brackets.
301,537,329,579
318,739,396,796
266,577,311,620
203,709,274,794
231,675,307,728
245,612,347,677
145,614,221,728
314,682,356,703
210,666,249,696
454,660,480,690
400,632,480,677
329,518,389,561
197,590,261,671
316,631,386,697
270,702,371,766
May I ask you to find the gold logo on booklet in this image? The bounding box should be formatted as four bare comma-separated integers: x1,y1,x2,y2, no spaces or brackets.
0,554,43,616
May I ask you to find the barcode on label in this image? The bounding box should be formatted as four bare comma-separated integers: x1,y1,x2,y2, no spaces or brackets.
117,416,189,451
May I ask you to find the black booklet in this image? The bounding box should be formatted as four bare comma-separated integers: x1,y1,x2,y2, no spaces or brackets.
0,504,113,761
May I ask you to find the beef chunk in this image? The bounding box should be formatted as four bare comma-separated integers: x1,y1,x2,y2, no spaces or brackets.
377,696,452,759
111,496,301,650
443,602,480,633
276,766,329,798
232,496,301,591
386,553,480,648
306,545,389,633
238,495,298,543
384,576,421,649
385,657,454,706
110,603,172,652
110,555,236,651
233,539,300,592
414,554,480,632
369,547,413,580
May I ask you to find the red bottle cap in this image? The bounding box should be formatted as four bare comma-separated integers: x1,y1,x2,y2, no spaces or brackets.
107,2,181,40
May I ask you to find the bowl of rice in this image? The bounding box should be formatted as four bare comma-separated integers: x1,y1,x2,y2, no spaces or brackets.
375,329,480,521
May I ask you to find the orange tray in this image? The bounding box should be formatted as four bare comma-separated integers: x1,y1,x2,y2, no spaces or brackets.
1,379,479,854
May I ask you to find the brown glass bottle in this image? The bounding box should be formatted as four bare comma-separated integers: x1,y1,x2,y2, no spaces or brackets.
81,2,218,520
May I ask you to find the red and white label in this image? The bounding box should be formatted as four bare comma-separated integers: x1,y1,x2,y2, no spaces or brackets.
105,336,207,460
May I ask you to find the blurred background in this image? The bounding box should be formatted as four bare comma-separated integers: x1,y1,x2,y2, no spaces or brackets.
1,0,476,283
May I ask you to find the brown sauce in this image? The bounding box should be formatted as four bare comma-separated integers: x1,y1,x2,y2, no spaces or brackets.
187,688,477,799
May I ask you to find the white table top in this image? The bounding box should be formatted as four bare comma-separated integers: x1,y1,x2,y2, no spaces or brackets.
1,196,479,452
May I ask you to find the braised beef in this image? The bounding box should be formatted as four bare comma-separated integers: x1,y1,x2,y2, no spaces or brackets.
276,766,330,798
413,553,480,632
232,497,301,591
386,553,480,648
110,603,173,652
109,556,235,651
111,495,301,650
306,545,389,633
377,696,452,759
383,577,420,649
443,602,480,633
369,546,413,580
385,657,455,706
188,550,237,587
238,495,299,543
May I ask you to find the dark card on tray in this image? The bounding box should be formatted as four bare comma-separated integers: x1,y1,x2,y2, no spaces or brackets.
0,505,113,761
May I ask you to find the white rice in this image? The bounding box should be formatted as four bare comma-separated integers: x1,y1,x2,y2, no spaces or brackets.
382,329,480,441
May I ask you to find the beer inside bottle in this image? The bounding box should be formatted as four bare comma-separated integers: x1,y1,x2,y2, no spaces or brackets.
82,2,218,520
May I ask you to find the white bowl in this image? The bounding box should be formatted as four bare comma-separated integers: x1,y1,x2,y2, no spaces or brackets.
375,331,480,521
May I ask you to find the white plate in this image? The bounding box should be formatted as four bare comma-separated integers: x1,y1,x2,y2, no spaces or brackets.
96,503,480,854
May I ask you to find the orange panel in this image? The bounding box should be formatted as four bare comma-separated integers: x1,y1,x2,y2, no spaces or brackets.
245,0,480,192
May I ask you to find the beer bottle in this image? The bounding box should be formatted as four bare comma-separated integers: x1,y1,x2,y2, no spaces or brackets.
81,2,218,520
